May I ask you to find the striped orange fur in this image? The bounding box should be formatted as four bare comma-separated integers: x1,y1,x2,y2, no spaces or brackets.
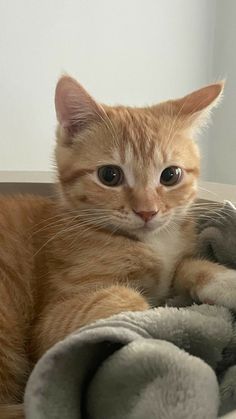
0,77,228,417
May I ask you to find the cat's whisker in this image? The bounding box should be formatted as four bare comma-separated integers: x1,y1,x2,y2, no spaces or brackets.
188,206,232,217
31,208,78,230
181,207,225,218
29,206,107,232
177,211,226,227
191,201,223,206
31,209,117,236
67,221,108,249
71,221,120,254
198,186,220,199
33,216,114,256
71,215,113,233
189,205,231,213
67,226,122,261
32,214,82,236
176,202,233,219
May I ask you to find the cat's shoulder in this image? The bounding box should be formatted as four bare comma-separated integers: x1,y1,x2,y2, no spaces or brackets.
0,194,55,226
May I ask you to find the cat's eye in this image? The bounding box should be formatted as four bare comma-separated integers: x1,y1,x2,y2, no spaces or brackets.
160,166,182,187
97,165,124,187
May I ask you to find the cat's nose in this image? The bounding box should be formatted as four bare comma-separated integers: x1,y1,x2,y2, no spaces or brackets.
133,209,158,222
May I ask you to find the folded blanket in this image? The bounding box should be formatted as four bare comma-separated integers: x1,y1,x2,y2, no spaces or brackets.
197,201,236,269
24,200,236,419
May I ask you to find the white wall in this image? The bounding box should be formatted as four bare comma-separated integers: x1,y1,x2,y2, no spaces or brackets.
206,0,236,184
0,0,216,174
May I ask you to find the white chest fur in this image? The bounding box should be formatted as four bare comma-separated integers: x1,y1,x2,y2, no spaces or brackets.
142,224,190,302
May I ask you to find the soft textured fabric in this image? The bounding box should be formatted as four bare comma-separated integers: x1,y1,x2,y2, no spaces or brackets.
197,200,236,269
24,201,236,419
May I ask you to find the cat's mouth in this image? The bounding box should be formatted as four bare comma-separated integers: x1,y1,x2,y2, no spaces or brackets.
137,221,159,231
136,219,169,233
126,215,172,236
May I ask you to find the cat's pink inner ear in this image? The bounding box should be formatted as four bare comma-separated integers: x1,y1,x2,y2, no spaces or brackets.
176,82,224,116
55,76,101,132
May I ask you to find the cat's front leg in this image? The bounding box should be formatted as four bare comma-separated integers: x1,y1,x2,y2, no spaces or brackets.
31,285,149,359
174,258,236,309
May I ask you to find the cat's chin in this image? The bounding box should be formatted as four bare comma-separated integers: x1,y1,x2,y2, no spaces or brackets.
129,219,172,240
135,222,167,236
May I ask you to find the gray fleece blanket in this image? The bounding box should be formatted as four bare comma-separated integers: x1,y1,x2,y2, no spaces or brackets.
24,201,236,419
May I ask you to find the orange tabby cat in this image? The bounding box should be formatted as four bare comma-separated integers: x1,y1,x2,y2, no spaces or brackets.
1,76,236,418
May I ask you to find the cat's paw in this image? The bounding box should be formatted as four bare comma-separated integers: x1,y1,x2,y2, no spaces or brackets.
196,269,236,310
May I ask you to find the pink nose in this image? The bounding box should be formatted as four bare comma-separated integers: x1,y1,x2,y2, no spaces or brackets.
133,210,158,222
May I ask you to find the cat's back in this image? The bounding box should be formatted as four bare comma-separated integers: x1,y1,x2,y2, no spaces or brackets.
0,195,55,289
0,194,57,268
0,195,56,321
0,194,55,239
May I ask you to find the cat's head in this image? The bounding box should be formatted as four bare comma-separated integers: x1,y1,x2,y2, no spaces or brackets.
55,76,223,237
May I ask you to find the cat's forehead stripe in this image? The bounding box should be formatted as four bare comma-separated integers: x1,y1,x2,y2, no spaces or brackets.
113,108,159,163
112,144,160,188
60,168,94,184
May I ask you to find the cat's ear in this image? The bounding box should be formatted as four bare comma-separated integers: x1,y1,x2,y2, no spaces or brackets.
169,82,225,131
55,76,103,141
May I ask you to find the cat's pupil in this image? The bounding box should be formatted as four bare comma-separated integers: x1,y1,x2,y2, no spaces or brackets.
160,166,182,186
104,167,116,182
98,165,124,187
